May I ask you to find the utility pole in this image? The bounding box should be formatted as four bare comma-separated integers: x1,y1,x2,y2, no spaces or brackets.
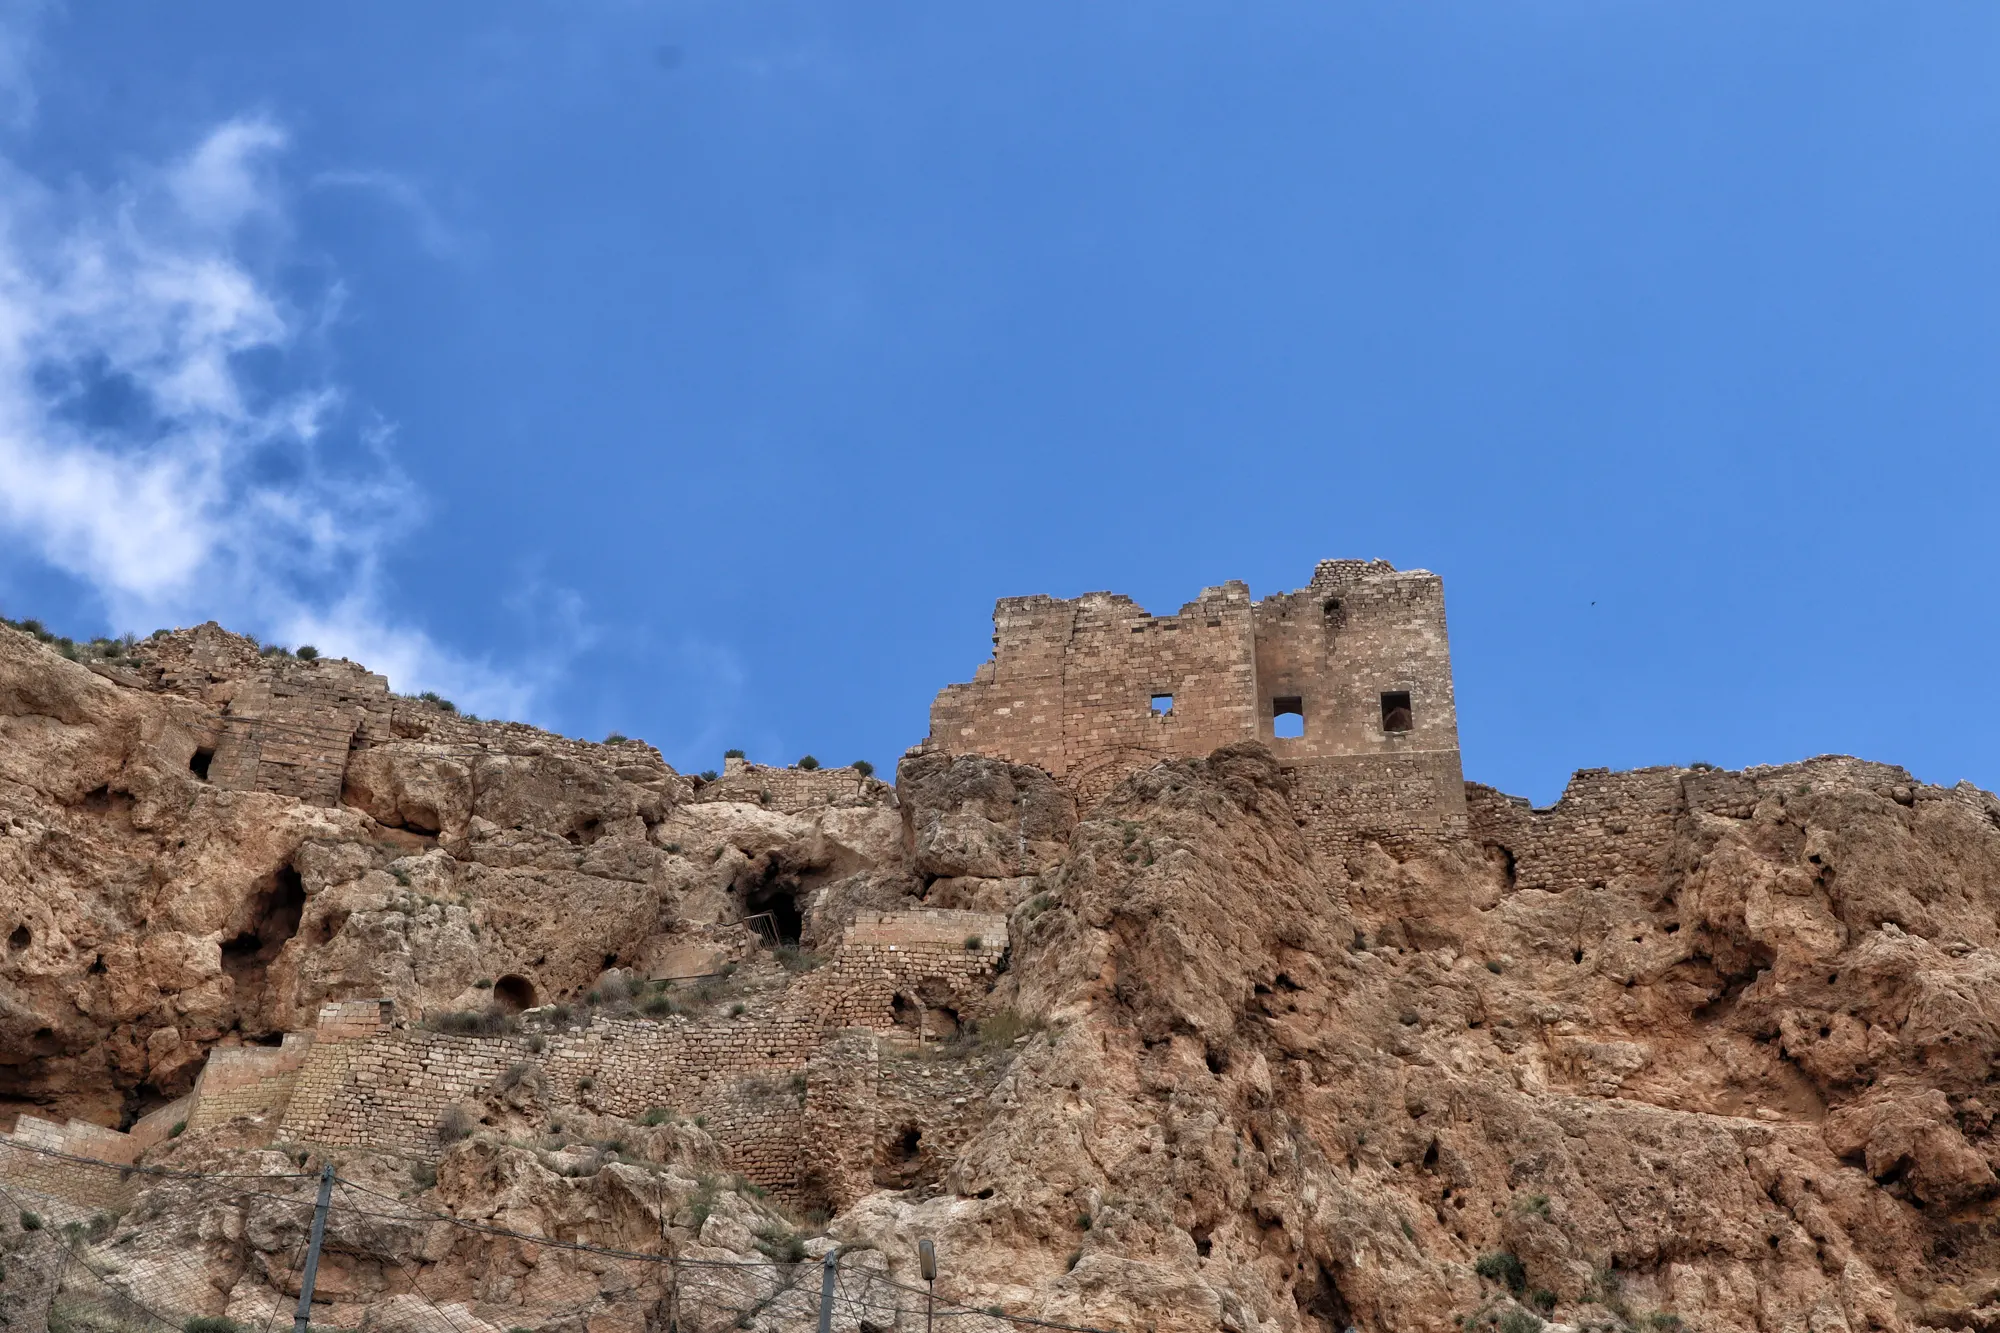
293,1164,334,1333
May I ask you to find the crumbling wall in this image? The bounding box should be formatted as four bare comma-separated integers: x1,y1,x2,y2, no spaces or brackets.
693,758,891,813
265,912,1010,1196
1463,755,1957,900
924,561,1467,842
928,583,1260,808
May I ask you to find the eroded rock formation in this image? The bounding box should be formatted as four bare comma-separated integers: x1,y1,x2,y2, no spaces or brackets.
4,617,2000,1333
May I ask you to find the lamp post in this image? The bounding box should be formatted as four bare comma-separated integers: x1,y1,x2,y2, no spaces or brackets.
918,1239,938,1333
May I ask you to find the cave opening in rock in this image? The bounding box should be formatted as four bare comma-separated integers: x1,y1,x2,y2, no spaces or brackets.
189,747,214,781
221,864,306,1007
873,1123,926,1188
493,974,538,1013
7,924,28,951
1298,1260,1355,1333
744,876,804,945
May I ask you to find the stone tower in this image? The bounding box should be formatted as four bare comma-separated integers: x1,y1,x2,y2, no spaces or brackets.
922,559,1466,854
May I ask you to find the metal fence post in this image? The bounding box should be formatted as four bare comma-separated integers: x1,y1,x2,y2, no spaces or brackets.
816,1249,840,1333
293,1164,334,1333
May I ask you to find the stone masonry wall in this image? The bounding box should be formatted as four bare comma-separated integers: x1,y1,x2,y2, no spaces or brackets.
185,1032,319,1131
270,911,1010,1197
1463,755,1963,904
929,583,1259,809
694,758,893,814
926,560,1466,843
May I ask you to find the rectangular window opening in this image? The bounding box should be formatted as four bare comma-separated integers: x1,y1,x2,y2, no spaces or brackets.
1381,691,1414,732
1150,694,1174,716
1273,696,1304,739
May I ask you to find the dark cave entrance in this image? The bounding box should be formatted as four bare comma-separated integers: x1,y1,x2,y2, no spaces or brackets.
221,864,305,1014
493,974,538,1014
1298,1260,1356,1333
189,747,215,781
745,878,804,946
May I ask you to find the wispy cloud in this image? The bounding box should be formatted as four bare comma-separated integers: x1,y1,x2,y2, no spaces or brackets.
310,168,464,260
0,111,530,718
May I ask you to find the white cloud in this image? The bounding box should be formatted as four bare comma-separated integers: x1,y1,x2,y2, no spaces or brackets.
0,114,531,717
310,169,463,260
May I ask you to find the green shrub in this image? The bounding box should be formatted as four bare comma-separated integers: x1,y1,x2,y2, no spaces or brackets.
605,732,628,744
1498,1312,1543,1333
169,1120,187,1138
853,759,874,777
411,1161,438,1190
1531,1290,1557,1314
640,1107,672,1126
1645,1314,1684,1333
729,1002,748,1018
796,755,819,770
474,978,493,988
724,748,745,759
1475,1251,1527,1292
425,1008,516,1036
774,944,824,974
753,1223,809,1264
964,935,983,950
971,1009,1041,1049
184,1318,241,1333
642,994,680,1018
698,771,718,782
1516,1192,1550,1218
20,1209,43,1230
436,1105,474,1144
1076,1213,1092,1231
296,645,319,660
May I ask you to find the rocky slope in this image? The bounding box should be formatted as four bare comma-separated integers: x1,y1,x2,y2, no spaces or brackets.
3,621,1999,1333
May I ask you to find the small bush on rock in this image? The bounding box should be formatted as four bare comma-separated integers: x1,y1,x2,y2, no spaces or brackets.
435,1105,474,1144
1475,1251,1527,1292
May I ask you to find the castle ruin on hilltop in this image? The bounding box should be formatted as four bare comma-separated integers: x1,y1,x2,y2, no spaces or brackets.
923,559,1467,856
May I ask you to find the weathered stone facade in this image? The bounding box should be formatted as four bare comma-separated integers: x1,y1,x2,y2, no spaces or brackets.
693,756,890,813
925,559,1466,847
4,913,1011,1206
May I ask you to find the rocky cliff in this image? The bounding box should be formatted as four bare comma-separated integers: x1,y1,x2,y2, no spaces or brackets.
2,620,1998,1333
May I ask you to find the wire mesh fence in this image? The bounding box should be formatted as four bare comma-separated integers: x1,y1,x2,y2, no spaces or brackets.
0,1139,1110,1333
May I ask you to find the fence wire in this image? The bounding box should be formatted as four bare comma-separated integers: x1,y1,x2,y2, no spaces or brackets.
0,1139,1112,1333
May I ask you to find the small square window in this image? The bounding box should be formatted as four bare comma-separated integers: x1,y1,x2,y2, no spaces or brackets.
1150,694,1174,716
1273,696,1304,739
1381,691,1413,732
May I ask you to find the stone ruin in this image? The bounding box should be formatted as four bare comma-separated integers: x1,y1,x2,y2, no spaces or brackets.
923,558,1466,856
9,556,1823,1212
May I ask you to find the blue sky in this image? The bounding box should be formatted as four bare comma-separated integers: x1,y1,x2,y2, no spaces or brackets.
0,3,1995,804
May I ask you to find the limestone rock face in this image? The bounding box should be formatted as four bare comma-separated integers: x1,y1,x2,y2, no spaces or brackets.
7,619,2000,1333
899,750,1077,881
